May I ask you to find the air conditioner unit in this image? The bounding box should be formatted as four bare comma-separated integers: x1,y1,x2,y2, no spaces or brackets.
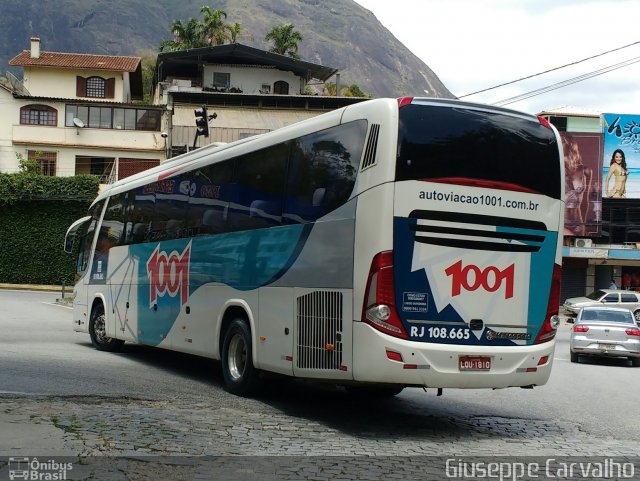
574,238,593,248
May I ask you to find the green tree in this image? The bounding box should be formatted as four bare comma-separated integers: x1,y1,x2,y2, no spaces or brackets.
160,18,207,52
323,82,372,98
344,84,372,98
323,82,337,96
265,23,303,58
15,152,40,174
227,22,242,44
138,50,158,103
201,6,229,46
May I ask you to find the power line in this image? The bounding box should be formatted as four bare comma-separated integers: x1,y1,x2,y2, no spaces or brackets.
457,39,640,99
493,55,640,106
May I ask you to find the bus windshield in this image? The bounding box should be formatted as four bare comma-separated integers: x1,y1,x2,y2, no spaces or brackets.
396,103,562,199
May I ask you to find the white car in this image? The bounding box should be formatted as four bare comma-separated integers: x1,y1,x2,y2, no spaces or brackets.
563,289,640,320
570,306,640,366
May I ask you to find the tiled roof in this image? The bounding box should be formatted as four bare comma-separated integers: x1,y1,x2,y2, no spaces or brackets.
538,106,601,117
9,51,141,72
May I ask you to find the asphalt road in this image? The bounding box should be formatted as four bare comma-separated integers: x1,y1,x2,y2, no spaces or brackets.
2,289,640,460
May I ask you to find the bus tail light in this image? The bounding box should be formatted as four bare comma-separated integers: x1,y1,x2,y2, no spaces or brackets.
537,116,553,129
397,97,413,108
534,264,561,344
362,251,408,339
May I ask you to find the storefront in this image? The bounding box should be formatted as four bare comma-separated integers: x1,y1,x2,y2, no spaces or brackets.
561,245,640,301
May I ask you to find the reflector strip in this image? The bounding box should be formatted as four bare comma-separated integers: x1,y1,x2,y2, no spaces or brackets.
386,350,403,362
402,364,430,370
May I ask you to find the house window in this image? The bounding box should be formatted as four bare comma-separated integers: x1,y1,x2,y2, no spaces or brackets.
28,150,57,176
76,76,115,99
87,77,105,98
213,72,230,89
548,116,568,132
113,108,136,129
20,105,57,126
88,106,112,128
65,105,161,131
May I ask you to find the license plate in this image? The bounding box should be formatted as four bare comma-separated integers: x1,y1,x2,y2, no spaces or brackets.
599,343,616,351
459,356,491,371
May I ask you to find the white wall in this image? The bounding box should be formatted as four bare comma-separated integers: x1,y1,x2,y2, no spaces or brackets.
567,116,601,133
0,88,22,173
202,65,301,94
23,67,127,102
0,96,164,175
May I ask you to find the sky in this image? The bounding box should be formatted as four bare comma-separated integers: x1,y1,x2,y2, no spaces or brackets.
353,0,640,116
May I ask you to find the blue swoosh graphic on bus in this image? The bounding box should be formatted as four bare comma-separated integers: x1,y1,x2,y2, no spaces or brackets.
393,216,557,346
130,224,309,345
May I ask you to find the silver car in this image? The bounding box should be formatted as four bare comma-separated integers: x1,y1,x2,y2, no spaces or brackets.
570,306,640,366
563,289,640,320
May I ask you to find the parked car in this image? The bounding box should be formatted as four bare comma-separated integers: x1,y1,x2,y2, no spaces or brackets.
570,306,640,366
563,289,640,320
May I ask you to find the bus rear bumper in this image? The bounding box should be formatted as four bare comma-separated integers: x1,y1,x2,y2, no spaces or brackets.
352,323,555,389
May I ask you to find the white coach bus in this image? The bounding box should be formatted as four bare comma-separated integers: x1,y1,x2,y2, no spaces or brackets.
64,97,564,396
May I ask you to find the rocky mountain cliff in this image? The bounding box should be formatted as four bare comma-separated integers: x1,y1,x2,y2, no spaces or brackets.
0,0,452,99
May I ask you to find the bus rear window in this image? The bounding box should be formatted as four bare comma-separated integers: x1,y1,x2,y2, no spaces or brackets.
396,104,562,199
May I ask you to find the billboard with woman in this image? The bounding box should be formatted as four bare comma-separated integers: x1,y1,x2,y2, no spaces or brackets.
561,132,602,236
603,113,640,199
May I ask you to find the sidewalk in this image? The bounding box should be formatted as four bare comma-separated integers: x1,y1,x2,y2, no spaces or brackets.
0,283,71,306
0,283,64,292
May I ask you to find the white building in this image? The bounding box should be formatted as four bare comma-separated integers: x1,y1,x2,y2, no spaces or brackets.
153,43,365,157
2,37,166,183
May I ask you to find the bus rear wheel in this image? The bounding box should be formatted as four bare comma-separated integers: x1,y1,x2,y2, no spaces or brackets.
221,318,261,396
89,304,124,352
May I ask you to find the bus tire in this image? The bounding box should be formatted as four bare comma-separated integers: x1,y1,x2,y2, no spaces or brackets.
221,318,261,396
89,304,124,352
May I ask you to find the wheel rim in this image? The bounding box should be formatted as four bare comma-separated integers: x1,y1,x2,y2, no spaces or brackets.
93,313,109,344
227,332,247,381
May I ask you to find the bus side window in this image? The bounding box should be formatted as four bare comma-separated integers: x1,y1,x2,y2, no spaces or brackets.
101,193,126,246
284,120,366,223
122,186,154,244
229,144,287,231
189,162,233,236
75,199,105,277
152,175,189,241
76,222,95,277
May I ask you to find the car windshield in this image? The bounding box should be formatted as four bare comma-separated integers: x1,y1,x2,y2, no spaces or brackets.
585,290,606,301
580,309,634,324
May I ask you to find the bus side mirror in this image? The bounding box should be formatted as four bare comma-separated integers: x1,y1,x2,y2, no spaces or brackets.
64,233,75,253
64,216,91,254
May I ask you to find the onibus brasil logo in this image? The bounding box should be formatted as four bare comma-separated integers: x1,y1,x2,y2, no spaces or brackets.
8,457,72,480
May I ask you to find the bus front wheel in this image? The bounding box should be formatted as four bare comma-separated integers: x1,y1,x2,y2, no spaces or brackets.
89,304,124,352
221,318,261,396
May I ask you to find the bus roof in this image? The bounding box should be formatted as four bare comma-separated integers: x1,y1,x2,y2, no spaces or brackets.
90,97,544,208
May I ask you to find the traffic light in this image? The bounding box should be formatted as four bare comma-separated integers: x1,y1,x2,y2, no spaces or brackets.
194,106,209,138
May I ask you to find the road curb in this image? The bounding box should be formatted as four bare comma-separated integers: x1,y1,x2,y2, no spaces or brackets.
0,283,64,293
